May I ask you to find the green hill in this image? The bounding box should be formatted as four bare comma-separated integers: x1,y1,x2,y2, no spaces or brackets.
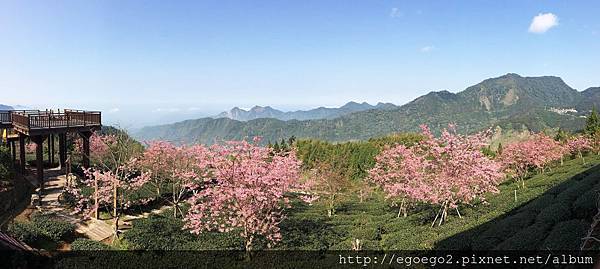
135,74,596,144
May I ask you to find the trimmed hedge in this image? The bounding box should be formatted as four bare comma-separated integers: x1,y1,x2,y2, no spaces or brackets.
7,222,45,245
123,215,195,250
30,214,76,242
183,232,245,250
70,238,113,250
542,220,589,250
7,215,75,245
535,202,572,226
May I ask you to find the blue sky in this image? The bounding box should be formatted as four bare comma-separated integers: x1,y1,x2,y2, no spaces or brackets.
0,1,599,126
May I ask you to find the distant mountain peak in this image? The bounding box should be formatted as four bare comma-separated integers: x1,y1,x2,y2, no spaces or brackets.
137,73,600,145
503,73,522,78
213,101,398,121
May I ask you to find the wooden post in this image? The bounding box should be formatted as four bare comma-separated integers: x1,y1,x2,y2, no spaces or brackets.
11,141,16,162
47,135,51,164
32,135,46,191
80,131,92,169
58,133,67,169
49,134,55,165
19,134,26,174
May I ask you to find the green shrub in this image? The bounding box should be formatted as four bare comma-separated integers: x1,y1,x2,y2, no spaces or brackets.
328,239,353,250
556,180,596,204
70,238,113,250
183,232,244,250
278,218,338,250
518,194,555,213
572,190,599,219
471,211,537,250
494,223,550,250
0,146,12,181
7,221,45,245
542,220,589,250
122,215,195,250
349,227,381,241
535,202,572,226
30,214,76,242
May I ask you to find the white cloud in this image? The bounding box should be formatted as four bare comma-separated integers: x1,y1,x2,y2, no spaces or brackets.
528,13,559,34
420,45,435,53
390,8,403,18
108,108,120,113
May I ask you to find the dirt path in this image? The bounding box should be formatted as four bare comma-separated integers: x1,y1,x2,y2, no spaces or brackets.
35,168,114,241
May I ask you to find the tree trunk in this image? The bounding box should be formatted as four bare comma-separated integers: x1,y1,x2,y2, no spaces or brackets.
113,181,118,236
327,194,335,217
397,198,407,218
438,202,448,226
114,215,119,238
94,178,99,219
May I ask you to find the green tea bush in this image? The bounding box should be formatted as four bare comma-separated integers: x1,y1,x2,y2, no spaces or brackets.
70,238,113,250
471,211,537,250
183,232,244,250
349,227,381,241
494,223,550,250
535,202,572,226
541,220,589,250
30,214,76,242
572,190,598,219
7,221,45,245
518,194,555,213
556,180,595,204
278,218,338,250
122,215,195,250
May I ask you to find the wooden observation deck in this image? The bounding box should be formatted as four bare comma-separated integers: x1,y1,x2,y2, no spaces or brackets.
0,109,101,189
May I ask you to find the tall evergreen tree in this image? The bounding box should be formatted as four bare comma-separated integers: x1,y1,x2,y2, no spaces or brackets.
586,107,600,135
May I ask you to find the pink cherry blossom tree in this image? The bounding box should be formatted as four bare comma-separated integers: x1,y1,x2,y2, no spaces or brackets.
297,161,351,217
65,162,150,238
369,124,504,226
25,142,36,154
136,141,211,217
567,135,593,164
498,133,566,187
74,132,117,168
184,138,300,250
66,129,147,238
368,144,422,218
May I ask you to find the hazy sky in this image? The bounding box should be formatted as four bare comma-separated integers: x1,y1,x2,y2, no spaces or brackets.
1,1,599,126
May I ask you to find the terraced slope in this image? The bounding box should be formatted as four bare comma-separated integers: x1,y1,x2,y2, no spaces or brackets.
278,155,600,250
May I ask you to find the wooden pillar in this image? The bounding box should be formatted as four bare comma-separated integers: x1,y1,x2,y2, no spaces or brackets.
47,135,51,164
11,141,16,162
32,135,47,189
80,131,92,169
58,133,67,169
50,134,55,164
19,134,26,174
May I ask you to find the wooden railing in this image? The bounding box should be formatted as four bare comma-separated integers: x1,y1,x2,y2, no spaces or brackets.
0,111,11,124
10,110,101,132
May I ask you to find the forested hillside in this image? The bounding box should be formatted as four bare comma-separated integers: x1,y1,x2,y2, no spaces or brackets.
135,74,595,144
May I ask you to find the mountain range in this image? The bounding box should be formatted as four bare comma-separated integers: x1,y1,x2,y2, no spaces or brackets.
134,74,598,145
213,101,397,121
0,104,13,110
